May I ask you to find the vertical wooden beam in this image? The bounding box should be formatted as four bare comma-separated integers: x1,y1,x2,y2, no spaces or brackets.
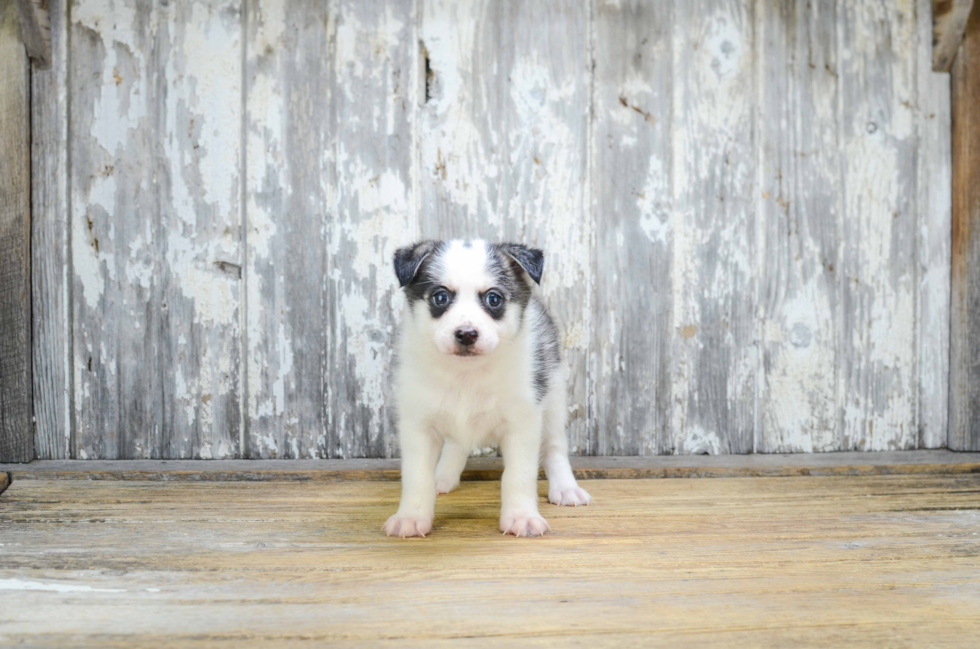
668,0,757,455
0,0,35,463
592,0,674,455
244,0,335,459
31,0,69,459
918,0,954,449
837,0,919,451
933,0,975,72
950,6,980,451
756,0,840,453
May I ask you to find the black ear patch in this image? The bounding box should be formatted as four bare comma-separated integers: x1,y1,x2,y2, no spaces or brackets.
394,240,439,287
498,243,544,285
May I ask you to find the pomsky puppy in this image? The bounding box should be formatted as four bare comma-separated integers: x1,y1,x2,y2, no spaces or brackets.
384,239,591,538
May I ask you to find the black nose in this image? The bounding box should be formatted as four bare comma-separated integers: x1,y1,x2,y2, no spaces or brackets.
455,327,479,346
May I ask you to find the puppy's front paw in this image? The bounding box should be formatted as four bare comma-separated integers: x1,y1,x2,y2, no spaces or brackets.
499,511,551,537
383,512,433,538
548,484,592,507
435,475,459,494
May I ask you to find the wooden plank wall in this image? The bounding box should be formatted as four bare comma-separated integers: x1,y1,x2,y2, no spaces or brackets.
31,0,71,459
28,0,952,459
0,0,35,463
950,3,980,451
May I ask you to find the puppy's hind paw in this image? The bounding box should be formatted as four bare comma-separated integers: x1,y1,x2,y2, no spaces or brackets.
383,513,433,538
499,512,551,537
548,485,592,507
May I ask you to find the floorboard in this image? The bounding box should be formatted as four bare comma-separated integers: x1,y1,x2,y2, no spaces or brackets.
3,450,979,481
1,474,979,646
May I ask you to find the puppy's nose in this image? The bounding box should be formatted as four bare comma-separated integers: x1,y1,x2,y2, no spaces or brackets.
455,327,479,346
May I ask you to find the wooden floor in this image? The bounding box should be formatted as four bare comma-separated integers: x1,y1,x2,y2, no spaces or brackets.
1,468,980,646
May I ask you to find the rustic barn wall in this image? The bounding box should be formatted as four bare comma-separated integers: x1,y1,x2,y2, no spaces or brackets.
30,0,951,459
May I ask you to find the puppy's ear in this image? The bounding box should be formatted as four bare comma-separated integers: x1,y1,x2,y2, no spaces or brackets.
394,240,438,287
499,243,544,285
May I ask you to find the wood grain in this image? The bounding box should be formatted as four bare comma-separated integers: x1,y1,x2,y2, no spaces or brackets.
31,0,70,459
0,0,35,464
669,0,756,455
950,4,980,451
30,0,956,458
3,450,980,482
1,474,978,646
592,0,673,456
245,0,416,460
157,0,244,460
419,0,592,454
14,0,51,68
757,0,839,453
70,0,162,459
244,0,329,460
932,0,974,71
244,0,334,460
327,0,418,459
918,0,953,449
837,0,919,451
70,0,243,459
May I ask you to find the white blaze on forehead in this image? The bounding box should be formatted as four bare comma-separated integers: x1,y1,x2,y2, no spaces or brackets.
439,240,493,290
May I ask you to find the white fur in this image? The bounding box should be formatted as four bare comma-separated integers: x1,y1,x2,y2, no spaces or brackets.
384,240,591,538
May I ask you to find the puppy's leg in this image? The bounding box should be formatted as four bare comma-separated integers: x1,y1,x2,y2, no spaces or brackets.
434,440,470,494
542,382,591,506
499,411,550,537
384,421,441,538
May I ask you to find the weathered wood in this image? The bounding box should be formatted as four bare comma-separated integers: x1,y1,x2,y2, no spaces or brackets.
158,0,244,459
70,1,160,459
245,0,415,459
419,0,593,454
932,0,974,72
837,0,919,450
3,450,980,482
0,0,35,464
29,0,955,458
950,4,980,451
757,0,839,452
1,475,979,645
668,0,756,454
31,0,69,459
70,0,243,459
327,0,418,459
14,0,51,68
918,0,953,448
244,0,332,459
592,0,673,455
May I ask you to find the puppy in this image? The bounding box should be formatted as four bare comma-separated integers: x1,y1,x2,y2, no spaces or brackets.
384,239,591,538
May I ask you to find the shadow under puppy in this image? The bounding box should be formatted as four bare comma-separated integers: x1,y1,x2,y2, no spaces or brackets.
385,240,591,538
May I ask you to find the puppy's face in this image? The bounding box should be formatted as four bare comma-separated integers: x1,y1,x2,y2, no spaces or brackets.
394,240,544,358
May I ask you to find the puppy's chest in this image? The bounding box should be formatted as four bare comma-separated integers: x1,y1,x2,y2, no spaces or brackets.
426,370,525,437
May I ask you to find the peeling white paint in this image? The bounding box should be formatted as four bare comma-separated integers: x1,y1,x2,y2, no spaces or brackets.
57,0,949,459
637,157,671,244
678,426,723,455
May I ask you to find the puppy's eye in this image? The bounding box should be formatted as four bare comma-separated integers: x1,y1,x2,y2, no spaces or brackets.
431,289,450,307
485,291,503,309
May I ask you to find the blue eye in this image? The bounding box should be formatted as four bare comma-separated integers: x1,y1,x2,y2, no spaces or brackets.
485,291,503,309
431,289,450,307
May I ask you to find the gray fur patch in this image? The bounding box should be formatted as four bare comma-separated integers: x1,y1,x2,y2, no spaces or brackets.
528,297,561,402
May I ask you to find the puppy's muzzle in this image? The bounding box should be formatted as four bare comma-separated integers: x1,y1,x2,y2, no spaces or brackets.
454,327,479,347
